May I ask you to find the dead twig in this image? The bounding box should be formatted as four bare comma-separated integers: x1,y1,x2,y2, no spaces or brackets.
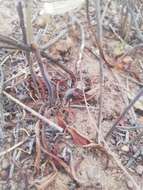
79,74,141,189
3,90,63,132
105,87,143,139
0,64,4,143
0,137,28,157
94,0,104,144
24,0,33,44
41,51,76,84
0,34,30,51
31,44,54,106
17,0,40,97
41,28,68,50
0,34,76,84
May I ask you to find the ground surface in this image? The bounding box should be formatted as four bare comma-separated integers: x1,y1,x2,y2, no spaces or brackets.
0,1,143,190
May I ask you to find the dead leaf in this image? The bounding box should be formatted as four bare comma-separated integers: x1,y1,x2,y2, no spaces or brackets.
56,112,92,146
67,127,92,146
56,112,67,130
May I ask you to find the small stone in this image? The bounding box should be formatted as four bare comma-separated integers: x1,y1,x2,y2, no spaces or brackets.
110,138,116,145
7,137,13,143
2,159,9,169
121,145,129,152
126,180,134,189
0,169,9,180
136,165,143,175
132,145,137,153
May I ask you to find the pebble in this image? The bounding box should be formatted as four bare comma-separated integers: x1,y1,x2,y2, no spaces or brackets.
121,145,129,152
126,180,134,189
135,165,143,175
2,159,9,169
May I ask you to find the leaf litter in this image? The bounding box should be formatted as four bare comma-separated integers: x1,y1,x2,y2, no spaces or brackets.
0,0,143,190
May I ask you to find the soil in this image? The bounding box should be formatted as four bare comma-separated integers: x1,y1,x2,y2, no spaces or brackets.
0,1,143,190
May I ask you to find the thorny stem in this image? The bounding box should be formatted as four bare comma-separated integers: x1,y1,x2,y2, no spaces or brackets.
105,87,143,139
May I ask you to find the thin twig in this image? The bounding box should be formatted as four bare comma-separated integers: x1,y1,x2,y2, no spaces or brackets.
0,34,31,51
94,0,104,143
17,1,27,43
3,91,63,132
105,87,143,139
41,51,76,83
41,28,68,50
32,44,54,106
0,64,4,143
101,0,111,23
112,71,137,124
0,46,17,50
0,137,28,157
71,16,85,72
0,33,76,83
